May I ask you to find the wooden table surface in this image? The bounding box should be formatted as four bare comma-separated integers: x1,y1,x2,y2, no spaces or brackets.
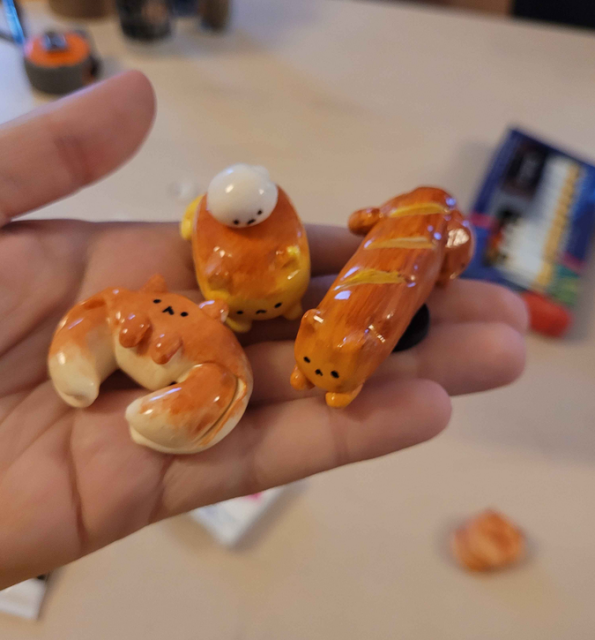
1,1,595,638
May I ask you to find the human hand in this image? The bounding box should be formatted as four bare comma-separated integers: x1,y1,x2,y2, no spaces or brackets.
0,72,527,588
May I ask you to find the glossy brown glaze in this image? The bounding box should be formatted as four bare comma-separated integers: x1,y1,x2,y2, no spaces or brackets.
48,275,253,454
190,187,310,332
291,187,475,407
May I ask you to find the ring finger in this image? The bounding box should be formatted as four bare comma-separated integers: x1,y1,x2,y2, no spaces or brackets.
246,321,526,405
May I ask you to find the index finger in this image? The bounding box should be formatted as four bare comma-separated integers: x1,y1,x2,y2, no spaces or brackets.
0,71,155,226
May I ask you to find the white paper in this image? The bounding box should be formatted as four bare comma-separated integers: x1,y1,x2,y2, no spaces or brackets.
190,487,286,546
0,576,49,620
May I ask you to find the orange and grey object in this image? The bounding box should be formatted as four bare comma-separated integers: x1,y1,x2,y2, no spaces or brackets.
3,0,100,95
23,30,100,95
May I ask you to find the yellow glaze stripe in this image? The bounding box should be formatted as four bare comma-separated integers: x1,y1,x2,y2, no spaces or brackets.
388,202,450,218
336,268,407,288
365,236,436,250
180,195,204,241
533,164,580,290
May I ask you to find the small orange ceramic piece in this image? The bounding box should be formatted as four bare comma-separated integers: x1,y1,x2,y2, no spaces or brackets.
181,164,311,333
291,187,475,408
48,275,252,454
451,510,526,572
521,291,572,337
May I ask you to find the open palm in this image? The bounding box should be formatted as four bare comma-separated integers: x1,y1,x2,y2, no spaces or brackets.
0,72,527,588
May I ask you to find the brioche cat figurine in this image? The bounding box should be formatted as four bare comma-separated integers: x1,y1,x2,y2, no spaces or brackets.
181,164,310,333
290,187,475,408
48,275,252,454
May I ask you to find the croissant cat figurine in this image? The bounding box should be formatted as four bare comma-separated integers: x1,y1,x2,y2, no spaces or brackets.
290,187,475,408
181,164,310,333
48,275,253,454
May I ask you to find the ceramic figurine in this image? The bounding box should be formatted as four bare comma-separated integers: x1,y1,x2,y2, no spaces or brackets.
451,510,526,572
290,187,475,408
48,275,252,454
180,164,310,333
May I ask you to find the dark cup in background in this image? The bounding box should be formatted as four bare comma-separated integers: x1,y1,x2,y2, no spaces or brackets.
115,0,174,41
173,0,199,16
49,0,114,19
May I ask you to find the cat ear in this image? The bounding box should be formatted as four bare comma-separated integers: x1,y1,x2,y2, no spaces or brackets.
141,274,168,294
300,308,323,332
348,207,381,236
199,299,229,323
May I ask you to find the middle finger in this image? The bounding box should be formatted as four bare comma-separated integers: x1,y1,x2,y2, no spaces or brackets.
247,321,526,405
241,277,528,346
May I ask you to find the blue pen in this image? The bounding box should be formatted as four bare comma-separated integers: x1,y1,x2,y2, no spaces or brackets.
3,0,26,46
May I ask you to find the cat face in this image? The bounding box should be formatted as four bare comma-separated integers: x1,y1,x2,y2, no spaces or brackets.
227,295,287,322
106,276,228,344
294,309,381,392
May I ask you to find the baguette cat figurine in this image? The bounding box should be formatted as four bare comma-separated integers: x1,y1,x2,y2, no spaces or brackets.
48,275,252,454
290,187,475,408
181,164,310,333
